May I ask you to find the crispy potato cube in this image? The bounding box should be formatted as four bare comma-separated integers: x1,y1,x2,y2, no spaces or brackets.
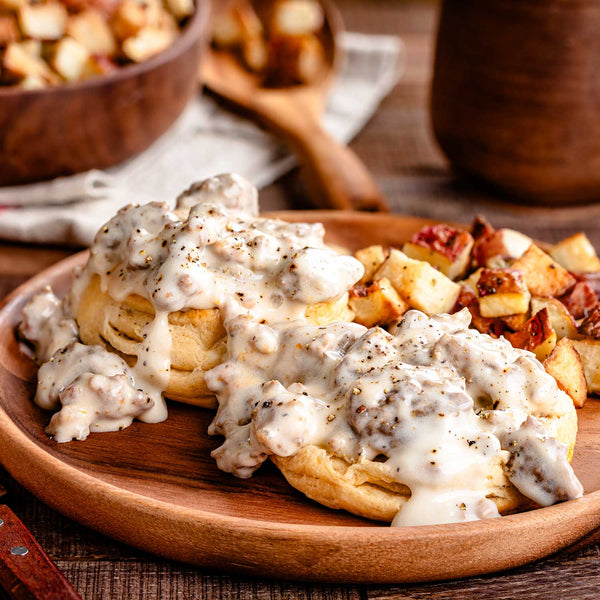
164,0,194,20
18,2,67,40
212,2,263,49
500,312,529,332
576,272,600,296
110,0,147,40
559,280,598,320
579,304,600,339
270,0,324,36
530,297,579,340
349,277,409,328
506,308,557,361
18,74,47,89
81,53,118,78
242,35,267,72
18,39,42,57
452,285,507,337
61,0,119,17
402,224,474,281
354,245,387,284
550,232,600,274
472,227,533,269
66,10,117,56
511,244,576,297
374,249,461,315
265,33,324,85
51,37,90,81
0,14,19,46
544,338,588,408
476,268,530,318
571,338,600,395
458,268,483,294
122,26,175,62
211,9,243,47
3,41,57,83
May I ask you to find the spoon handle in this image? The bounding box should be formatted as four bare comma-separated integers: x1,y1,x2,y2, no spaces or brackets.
280,120,389,212
0,505,82,599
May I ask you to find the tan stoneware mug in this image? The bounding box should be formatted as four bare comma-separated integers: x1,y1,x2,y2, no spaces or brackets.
431,0,600,205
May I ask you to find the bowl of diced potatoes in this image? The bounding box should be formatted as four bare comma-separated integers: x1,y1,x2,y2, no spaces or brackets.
0,0,210,186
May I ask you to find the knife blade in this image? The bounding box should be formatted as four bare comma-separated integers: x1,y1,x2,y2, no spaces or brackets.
0,484,82,600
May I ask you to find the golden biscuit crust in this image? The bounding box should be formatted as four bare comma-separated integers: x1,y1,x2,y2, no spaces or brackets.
273,404,577,522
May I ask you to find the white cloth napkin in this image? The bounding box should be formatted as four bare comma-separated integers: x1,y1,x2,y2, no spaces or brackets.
0,32,403,246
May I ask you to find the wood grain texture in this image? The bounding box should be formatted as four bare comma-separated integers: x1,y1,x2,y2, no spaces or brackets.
1,212,600,585
0,1,210,187
431,0,600,204
0,505,82,600
203,1,388,212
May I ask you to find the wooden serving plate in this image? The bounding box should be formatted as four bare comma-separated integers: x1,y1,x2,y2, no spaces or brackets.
1,212,600,584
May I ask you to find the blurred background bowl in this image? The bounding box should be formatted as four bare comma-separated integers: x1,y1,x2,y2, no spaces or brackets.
431,0,600,205
0,0,210,187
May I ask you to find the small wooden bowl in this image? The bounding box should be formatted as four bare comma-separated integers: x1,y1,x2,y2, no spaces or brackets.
0,1,211,187
431,0,600,205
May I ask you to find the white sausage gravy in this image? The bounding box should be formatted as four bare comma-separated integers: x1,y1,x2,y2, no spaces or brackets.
19,174,583,526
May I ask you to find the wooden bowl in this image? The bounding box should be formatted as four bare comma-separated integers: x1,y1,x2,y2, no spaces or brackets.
431,0,600,205
0,1,211,187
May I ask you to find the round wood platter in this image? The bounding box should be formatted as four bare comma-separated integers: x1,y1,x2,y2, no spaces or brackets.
2,211,600,584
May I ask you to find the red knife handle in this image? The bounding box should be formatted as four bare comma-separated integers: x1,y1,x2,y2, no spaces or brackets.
0,505,81,600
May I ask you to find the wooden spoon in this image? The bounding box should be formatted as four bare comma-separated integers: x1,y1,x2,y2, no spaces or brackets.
202,1,389,212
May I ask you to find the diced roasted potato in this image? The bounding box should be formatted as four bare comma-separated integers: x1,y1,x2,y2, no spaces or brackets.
66,10,117,56
476,268,530,318
3,41,57,82
110,0,147,40
0,13,19,46
122,26,175,62
164,0,194,20
530,297,579,340
402,224,474,281
269,0,324,36
349,277,409,328
543,338,587,408
61,0,119,17
579,305,600,339
354,245,388,285
212,2,263,49
51,36,89,80
18,74,47,89
374,249,461,315
511,244,576,297
265,33,324,85
571,338,600,396
471,226,533,269
559,280,598,320
506,308,557,361
18,39,42,57
81,54,119,77
550,232,600,274
500,312,529,332
459,268,483,294
242,35,268,72
18,2,68,40
453,286,507,337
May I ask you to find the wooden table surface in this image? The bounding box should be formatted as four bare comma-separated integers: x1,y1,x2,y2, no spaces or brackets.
3,1,600,598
